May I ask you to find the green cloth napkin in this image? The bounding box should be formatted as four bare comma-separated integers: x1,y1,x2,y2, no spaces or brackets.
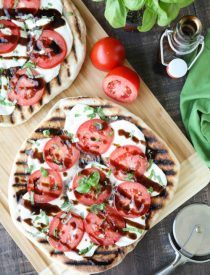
180,29,210,167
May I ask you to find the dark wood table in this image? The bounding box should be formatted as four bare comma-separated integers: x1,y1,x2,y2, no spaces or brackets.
0,1,210,274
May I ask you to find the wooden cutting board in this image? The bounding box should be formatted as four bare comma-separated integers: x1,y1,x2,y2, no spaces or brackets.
0,0,210,274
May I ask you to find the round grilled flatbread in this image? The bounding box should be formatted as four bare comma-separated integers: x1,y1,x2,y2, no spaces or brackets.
0,0,86,127
8,97,180,274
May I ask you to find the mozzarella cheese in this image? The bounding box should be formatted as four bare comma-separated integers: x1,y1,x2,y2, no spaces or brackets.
102,120,146,159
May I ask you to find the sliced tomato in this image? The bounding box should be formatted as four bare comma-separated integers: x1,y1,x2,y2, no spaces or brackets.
48,211,84,252
84,208,125,245
27,169,63,203
114,182,151,218
3,0,40,12
72,167,112,206
109,145,148,181
76,119,114,155
30,30,67,69
103,66,140,103
44,136,80,172
90,37,126,71
8,68,45,106
0,20,20,54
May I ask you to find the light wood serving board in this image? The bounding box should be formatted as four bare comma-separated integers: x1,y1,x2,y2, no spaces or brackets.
0,1,210,274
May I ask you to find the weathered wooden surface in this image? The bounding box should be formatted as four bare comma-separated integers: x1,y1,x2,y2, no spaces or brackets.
0,0,210,274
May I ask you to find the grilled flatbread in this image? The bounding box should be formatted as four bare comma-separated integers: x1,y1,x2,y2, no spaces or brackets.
0,0,86,127
8,97,180,274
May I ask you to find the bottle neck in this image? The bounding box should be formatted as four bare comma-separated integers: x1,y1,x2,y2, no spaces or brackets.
171,16,203,54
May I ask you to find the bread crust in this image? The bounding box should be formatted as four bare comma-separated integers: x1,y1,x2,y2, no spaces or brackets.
8,97,180,274
0,0,86,127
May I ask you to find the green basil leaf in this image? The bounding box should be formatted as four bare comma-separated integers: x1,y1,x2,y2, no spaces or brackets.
123,227,143,234
88,171,100,187
40,167,49,177
90,203,106,213
158,3,180,26
105,0,128,28
79,243,94,255
137,7,157,32
124,0,145,11
76,179,91,194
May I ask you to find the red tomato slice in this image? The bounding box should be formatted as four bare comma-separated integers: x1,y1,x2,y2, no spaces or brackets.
3,0,40,12
114,182,151,218
0,20,20,54
44,136,80,172
109,145,148,181
49,211,84,252
90,37,126,71
27,169,63,203
8,69,45,106
103,66,140,103
72,167,112,206
30,30,67,69
76,119,114,155
84,207,125,245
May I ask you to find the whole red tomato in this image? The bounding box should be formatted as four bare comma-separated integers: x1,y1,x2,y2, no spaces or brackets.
91,37,126,71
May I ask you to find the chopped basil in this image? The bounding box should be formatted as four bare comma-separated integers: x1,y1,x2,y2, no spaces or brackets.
43,129,50,137
123,227,143,234
76,171,100,194
23,61,36,69
61,201,73,212
147,187,154,194
40,167,49,177
26,165,34,174
93,122,104,130
96,107,107,121
127,172,134,181
0,24,4,28
26,68,34,79
107,169,112,176
94,137,101,142
0,96,15,107
78,243,94,255
29,191,35,205
62,213,72,225
75,113,81,117
108,131,114,137
147,159,153,170
51,184,58,191
90,203,105,214
13,0,20,8
35,210,49,226
54,228,59,239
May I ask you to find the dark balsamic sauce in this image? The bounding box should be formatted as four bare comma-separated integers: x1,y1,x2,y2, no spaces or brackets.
22,200,61,216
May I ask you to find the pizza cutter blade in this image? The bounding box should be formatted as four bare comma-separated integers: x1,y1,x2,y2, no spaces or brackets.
154,204,210,275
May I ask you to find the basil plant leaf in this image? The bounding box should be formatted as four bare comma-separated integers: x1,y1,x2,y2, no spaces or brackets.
137,7,157,32
158,3,180,26
104,0,128,28
123,0,145,11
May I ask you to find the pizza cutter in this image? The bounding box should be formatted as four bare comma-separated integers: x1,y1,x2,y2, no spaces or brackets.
155,204,210,275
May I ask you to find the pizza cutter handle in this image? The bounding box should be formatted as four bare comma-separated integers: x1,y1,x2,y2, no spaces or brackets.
154,250,187,275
